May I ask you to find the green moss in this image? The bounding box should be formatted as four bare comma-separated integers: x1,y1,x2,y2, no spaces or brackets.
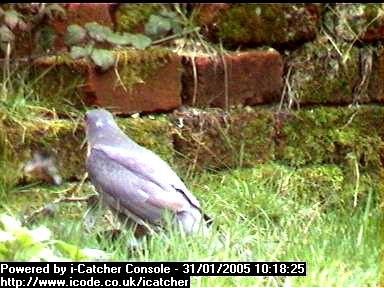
114,4,162,32
0,112,175,186
173,107,275,172
37,25,56,53
328,4,384,42
213,4,319,48
288,39,361,104
275,106,383,172
27,48,176,113
117,115,174,165
0,116,85,186
29,57,88,113
173,105,384,174
114,47,175,91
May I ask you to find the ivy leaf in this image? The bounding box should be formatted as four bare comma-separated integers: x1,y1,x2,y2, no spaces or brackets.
105,32,131,46
0,214,34,247
159,10,183,34
27,226,51,243
15,243,45,261
128,34,152,49
0,25,14,42
54,240,85,260
34,247,64,262
65,24,86,45
90,48,115,71
0,231,14,242
0,214,22,233
69,45,93,59
80,248,113,260
158,10,178,19
85,22,113,42
145,15,172,37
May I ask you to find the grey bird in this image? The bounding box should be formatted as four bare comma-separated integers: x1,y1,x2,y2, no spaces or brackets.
84,109,204,234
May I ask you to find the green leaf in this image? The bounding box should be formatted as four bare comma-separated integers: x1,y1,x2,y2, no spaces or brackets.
0,242,10,259
0,214,34,247
4,10,21,30
105,32,132,45
0,231,14,242
35,247,65,262
1,214,22,231
85,22,113,42
0,214,108,261
90,48,115,71
54,240,88,261
80,248,112,260
69,45,93,60
65,24,86,45
145,15,172,37
129,34,152,49
28,226,51,242
158,10,178,19
14,243,44,261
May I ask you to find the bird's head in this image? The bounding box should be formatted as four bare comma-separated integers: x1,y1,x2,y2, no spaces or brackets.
85,109,120,143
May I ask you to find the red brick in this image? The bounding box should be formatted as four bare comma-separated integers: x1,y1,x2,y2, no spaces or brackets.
50,4,115,52
327,4,384,43
182,51,283,108
194,4,321,50
83,53,182,114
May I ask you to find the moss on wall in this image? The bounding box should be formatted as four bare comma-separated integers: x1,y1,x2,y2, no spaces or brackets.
0,113,175,186
30,56,89,113
275,106,383,173
172,107,275,172
113,47,174,91
208,4,320,49
114,4,162,32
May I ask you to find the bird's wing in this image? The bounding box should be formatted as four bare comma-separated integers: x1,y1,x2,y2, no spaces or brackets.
92,143,201,209
87,148,193,219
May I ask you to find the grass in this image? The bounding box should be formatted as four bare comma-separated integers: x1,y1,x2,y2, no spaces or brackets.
0,163,380,286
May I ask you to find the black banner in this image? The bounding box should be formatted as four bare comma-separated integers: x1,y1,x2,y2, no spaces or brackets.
0,262,306,288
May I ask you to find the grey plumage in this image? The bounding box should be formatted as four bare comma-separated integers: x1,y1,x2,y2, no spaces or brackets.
85,109,204,234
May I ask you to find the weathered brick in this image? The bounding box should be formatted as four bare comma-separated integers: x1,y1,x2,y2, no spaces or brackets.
32,48,183,115
285,38,384,106
50,3,115,52
182,50,283,108
171,108,275,171
0,115,174,185
324,4,384,43
274,106,383,170
194,4,321,50
83,49,182,114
